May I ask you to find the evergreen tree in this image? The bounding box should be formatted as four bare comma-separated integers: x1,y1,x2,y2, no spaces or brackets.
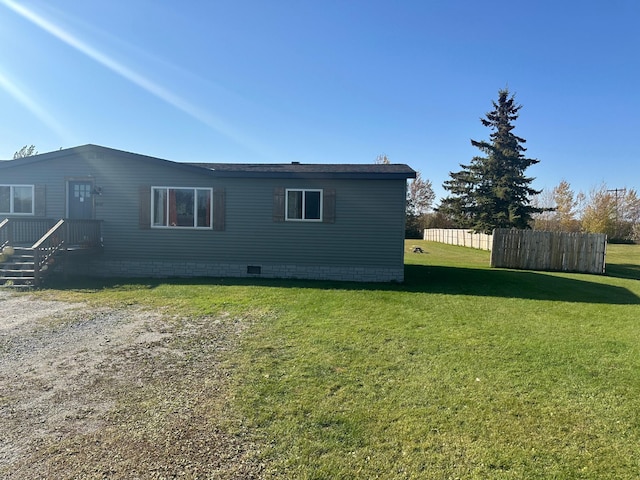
440,89,543,233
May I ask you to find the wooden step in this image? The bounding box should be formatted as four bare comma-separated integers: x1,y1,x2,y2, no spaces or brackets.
1,247,51,288
0,277,35,288
0,254,37,287
0,265,33,270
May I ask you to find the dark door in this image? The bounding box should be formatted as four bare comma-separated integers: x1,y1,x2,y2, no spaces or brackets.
68,181,94,219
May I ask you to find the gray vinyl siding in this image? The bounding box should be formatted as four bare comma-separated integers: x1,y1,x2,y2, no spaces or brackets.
118,177,405,270
1,147,409,279
216,177,406,268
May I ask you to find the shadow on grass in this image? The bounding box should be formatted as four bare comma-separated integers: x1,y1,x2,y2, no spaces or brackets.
44,264,639,306
606,263,640,281
401,265,639,304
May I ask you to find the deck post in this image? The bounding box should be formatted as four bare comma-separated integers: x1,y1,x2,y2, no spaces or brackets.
6,219,13,245
33,247,40,287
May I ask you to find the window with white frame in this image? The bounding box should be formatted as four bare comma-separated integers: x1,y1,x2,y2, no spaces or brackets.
286,189,322,221
151,187,212,228
0,185,34,215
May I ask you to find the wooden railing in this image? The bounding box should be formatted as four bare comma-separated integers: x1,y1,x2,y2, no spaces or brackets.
1,218,56,247
32,220,66,286
61,219,103,248
1,218,103,286
0,218,102,247
0,218,8,250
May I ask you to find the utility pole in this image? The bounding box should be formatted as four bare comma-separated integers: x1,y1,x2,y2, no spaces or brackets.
607,188,626,239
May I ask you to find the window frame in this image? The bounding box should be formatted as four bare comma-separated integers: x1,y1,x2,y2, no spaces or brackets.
0,184,35,215
285,188,323,222
150,186,213,229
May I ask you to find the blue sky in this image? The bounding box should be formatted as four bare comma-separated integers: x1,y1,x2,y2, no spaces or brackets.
1,0,638,203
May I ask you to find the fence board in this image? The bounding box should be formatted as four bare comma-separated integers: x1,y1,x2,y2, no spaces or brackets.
490,229,607,274
423,229,493,251
425,228,607,274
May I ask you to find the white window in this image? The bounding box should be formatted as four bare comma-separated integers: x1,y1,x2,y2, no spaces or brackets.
151,187,212,228
0,185,34,215
286,189,322,221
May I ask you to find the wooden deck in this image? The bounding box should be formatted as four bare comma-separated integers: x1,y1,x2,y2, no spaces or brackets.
1,218,103,287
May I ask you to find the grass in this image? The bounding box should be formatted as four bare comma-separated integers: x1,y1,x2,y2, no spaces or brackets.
24,242,640,479
231,243,640,479
607,243,640,280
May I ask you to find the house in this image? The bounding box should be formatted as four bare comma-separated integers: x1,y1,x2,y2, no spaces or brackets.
0,145,416,286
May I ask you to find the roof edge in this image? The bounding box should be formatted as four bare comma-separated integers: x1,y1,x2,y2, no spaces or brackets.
1,144,417,179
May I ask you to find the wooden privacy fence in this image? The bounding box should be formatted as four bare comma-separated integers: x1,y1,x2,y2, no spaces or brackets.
490,229,607,274
423,228,493,251
423,228,607,274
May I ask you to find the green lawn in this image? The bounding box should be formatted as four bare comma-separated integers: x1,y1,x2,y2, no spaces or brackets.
231,242,640,479
29,242,640,479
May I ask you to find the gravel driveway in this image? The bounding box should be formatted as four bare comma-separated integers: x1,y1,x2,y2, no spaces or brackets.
0,290,262,479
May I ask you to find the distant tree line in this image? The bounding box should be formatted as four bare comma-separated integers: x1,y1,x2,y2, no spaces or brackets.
531,182,640,243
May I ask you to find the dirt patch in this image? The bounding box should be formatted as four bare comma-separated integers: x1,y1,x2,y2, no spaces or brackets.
0,290,263,479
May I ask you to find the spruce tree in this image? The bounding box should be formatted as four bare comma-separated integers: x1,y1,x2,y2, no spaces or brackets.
440,89,543,233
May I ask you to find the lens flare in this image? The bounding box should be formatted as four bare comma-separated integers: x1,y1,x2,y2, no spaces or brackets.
0,0,257,151
0,70,70,140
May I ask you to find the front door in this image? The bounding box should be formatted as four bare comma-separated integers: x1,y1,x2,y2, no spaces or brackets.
68,180,94,219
